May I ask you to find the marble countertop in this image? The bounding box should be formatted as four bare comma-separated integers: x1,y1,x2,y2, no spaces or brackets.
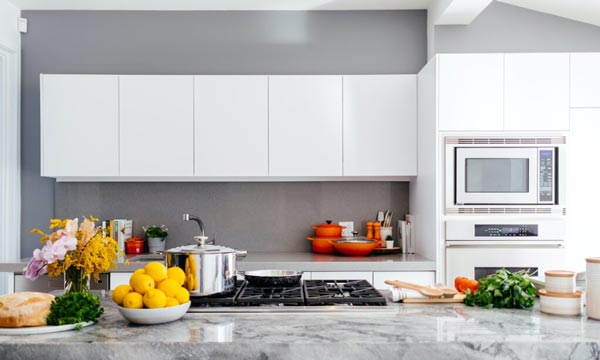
1,252,435,273
1,296,600,360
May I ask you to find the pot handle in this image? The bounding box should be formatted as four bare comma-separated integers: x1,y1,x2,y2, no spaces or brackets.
306,237,316,241
235,250,248,259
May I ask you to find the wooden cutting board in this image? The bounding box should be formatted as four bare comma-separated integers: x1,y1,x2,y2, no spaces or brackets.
402,293,466,304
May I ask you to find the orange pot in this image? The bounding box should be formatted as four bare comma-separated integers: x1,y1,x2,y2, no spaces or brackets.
306,236,339,254
312,220,346,238
329,238,378,257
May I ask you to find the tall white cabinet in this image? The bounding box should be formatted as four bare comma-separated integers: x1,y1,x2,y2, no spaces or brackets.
343,75,417,176
119,76,194,176
268,76,343,176
194,76,268,176
570,53,600,108
41,75,119,177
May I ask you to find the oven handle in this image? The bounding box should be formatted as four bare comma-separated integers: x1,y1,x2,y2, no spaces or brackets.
446,241,564,248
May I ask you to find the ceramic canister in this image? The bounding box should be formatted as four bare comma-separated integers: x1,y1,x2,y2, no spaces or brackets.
539,289,582,316
544,270,576,294
586,258,600,320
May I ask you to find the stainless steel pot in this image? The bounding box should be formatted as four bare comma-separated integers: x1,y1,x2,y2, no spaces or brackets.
166,236,247,296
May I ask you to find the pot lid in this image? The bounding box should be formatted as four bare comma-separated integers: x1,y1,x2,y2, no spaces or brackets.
167,237,240,254
335,232,377,244
313,220,345,229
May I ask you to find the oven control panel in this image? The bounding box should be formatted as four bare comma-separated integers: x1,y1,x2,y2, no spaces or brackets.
539,149,554,203
475,224,539,237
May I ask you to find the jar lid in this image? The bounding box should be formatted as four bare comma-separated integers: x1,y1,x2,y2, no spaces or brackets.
544,270,575,278
538,289,582,298
586,258,600,263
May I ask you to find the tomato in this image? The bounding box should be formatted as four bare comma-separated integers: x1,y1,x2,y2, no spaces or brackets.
454,277,479,293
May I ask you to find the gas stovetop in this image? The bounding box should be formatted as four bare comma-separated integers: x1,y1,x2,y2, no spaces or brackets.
188,279,388,313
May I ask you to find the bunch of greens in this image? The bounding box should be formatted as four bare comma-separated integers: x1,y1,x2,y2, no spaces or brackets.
465,268,537,309
46,292,104,326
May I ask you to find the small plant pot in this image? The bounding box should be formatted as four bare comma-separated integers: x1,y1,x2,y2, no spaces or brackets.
147,237,166,253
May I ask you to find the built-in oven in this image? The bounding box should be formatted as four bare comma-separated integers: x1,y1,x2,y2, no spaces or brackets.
445,136,566,214
444,217,566,285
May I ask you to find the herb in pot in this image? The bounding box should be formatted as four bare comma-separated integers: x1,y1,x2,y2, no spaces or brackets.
465,268,537,309
143,225,168,239
46,292,104,326
385,235,393,240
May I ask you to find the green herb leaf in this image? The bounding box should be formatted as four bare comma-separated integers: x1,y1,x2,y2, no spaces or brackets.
464,268,537,310
46,292,104,326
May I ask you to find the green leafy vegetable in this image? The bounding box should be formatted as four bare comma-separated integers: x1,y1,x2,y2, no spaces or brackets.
465,268,537,309
46,292,104,326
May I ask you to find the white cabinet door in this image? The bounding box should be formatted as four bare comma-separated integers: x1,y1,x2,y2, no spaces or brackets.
438,54,504,131
504,53,570,131
269,76,343,176
570,53,600,108
372,272,435,290
310,272,372,283
194,76,268,176
343,75,417,176
41,75,119,177
119,76,194,176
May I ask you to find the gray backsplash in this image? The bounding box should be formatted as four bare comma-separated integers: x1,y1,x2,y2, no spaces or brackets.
54,182,409,252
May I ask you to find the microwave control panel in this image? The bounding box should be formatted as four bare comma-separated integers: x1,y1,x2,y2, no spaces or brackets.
475,224,539,237
539,149,554,203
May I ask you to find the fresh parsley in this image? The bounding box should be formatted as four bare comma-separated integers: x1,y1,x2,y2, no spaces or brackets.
465,268,537,309
46,292,104,326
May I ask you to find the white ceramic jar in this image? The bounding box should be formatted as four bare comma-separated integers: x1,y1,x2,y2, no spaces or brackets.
539,289,582,316
544,270,576,293
586,258,600,320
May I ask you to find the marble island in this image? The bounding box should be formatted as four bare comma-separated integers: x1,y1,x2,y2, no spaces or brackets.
1,298,600,360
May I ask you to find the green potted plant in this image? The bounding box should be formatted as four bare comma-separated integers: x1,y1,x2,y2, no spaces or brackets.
143,225,168,253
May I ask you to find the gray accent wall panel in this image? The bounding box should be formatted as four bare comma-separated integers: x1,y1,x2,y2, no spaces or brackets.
20,10,426,256
54,182,409,252
435,2,600,54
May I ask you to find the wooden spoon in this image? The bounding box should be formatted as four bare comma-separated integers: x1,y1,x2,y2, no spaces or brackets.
384,280,443,298
434,283,459,298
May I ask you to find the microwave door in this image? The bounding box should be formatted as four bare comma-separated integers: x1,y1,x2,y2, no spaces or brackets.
455,148,538,205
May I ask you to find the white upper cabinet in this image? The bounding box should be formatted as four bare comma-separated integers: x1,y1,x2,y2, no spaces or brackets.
504,53,570,131
119,76,194,176
438,54,504,131
268,76,343,176
194,76,268,176
570,53,600,108
343,75,417,176
41,75,119,177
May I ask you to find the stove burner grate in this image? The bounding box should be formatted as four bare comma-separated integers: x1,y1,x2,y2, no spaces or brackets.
303,280,387,306
235,284,304,306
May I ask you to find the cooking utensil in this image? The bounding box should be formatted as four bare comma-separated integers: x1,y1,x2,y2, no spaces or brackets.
242,269,303,287
433,283,459,298
384,280,443,298
329,232,378,256
306,236,338,254
166,236,247,296
312,220,346,238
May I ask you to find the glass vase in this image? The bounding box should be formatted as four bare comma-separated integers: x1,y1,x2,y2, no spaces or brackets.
64,267,90,294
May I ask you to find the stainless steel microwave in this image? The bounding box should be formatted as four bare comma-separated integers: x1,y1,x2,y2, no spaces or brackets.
445,136,566,213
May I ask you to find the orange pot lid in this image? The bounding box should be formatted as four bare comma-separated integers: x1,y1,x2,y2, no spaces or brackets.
312,220,345,229
586,258,600,263
539,289,582,298
544,270,575,278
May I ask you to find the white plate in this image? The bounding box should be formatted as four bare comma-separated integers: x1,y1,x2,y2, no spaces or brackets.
117,301,191,325
0,321,94,335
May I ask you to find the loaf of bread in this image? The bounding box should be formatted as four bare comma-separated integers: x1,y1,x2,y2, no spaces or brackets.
0,292,55,328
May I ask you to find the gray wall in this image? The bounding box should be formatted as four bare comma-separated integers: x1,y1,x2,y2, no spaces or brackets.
55,182,409,252
435,1,600,53
21,10,426,256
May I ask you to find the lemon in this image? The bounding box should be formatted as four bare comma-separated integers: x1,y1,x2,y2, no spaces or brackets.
122,292,143,309
167,267,186,286
133,268,145,275
165,297,179,307
143,289,167,309
144,262,167,283
130,273,155,294
158,278,181,297
111,284,132,306
174,287,190,304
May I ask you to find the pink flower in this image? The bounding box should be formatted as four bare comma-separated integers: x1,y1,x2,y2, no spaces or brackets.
24,256,46,280
23,234,79,280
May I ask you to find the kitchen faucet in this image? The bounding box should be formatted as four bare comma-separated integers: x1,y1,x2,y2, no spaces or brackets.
183,213,206,237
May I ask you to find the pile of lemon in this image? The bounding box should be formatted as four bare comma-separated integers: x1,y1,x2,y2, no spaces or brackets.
112,262,190,309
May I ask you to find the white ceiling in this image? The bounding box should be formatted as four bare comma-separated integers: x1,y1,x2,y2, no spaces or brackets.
497,0,600,27
7,0,433,11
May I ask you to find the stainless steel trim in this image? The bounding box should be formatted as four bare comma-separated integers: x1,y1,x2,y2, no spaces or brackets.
445,137,566,145
446,207,566,215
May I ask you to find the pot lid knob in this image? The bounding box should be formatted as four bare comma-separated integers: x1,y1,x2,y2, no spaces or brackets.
352,231,359,238
194,235,210,247
326,220,332,224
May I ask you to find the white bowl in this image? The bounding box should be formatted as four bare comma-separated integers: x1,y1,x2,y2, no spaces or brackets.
539,289,582,316
544,270,575,294
116,302,191,325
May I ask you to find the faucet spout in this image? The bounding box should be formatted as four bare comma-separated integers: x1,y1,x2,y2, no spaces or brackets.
183,213,205,238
